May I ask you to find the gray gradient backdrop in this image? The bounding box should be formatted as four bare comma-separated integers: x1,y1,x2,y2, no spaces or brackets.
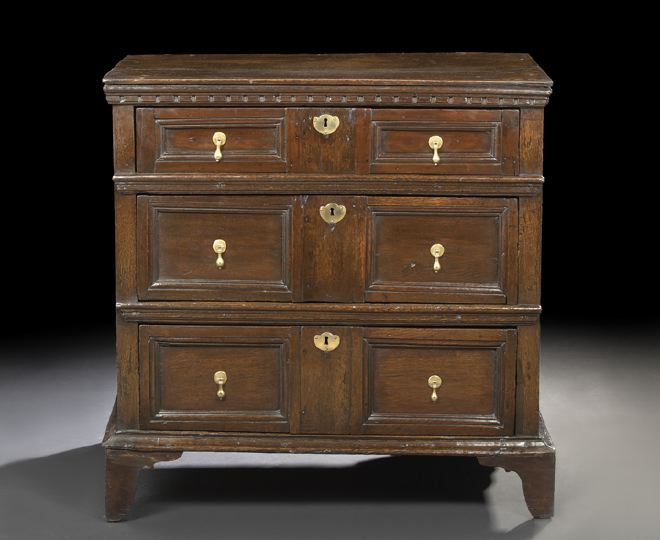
1,322,659,539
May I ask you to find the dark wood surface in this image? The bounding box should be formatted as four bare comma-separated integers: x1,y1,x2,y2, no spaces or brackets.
105,52,553,521
288,108,367,174
104,53,552,86
137,108,286,173
105,449,182,521
298,327,359,434
370,109,519,175
365,196,518,304
137,195,295,301
360,328,516,436
138,325,292,432
300,195,367,302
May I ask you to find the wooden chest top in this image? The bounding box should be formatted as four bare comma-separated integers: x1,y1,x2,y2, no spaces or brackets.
103,53,552,106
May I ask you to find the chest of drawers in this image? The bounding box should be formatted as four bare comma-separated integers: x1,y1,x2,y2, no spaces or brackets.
102,53,554,521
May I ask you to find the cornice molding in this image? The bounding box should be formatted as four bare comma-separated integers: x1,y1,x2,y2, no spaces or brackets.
104,84,550,107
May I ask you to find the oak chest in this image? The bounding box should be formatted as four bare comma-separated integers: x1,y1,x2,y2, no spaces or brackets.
102,53,555,520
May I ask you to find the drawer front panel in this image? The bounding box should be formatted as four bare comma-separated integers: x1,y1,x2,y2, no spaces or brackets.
137,108,286,173
139,326,294,432
366,197,518,303
137,196,297,301
360,328,516,435
370,109,519,175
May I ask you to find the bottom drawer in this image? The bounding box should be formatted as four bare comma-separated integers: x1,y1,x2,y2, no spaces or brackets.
138,325,516,436
359,328,517,436
139,326,293,432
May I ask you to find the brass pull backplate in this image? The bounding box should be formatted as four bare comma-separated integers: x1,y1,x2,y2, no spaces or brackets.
212,131,226,161
428,375,442,402
313,332,341,352
428,135,444,165
430,243,445,272
313,114,340,135
213,239,227,268
319,203,346,225
214,370,227,400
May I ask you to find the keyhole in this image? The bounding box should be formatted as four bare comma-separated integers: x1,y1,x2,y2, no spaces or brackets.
324,336,329,346
324,117,328,128
330,207,335,216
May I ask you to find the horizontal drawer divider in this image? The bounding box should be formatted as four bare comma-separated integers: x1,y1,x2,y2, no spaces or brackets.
118,302,540,326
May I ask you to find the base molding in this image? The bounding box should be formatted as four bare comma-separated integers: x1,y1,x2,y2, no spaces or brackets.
103,405,554,521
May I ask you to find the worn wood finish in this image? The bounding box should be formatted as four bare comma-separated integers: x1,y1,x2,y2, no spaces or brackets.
298,327,360,434
518,194,543,305
105,449,182,521
115,318,139,430
365,196,518,304
516,323,541,435
478,452,555,518
519,108,544,175
360,328,516,436
105,53,553,521
119,302,541,327
114,174,543,197
104,415,555,455
301,195,367,302
103,53,553,107
287,108,367,174
114,191,137,304
137,108,286,173
139,325,292,432
137,195,296,301
112,106,135,173
370,109,519,175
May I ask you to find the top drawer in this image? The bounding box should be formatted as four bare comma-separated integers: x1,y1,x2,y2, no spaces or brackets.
369,109,519,175
137,108,286,173
135,107,520,176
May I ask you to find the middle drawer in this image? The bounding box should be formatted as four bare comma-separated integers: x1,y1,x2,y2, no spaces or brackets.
137,195,518,304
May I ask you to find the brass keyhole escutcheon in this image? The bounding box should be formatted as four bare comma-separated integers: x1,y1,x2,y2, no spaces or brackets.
319,203,346,225
313,114,340,135
212,131,226,161
213,239,227,269
430,243,445,272
214,370,227,400
428,135,444,165
313,332,340,352
428,375,442,402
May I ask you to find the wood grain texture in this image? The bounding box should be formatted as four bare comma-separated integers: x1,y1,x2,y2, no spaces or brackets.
106,53,553,521
114,192,137,303
114,174,544,197
139,326,293,432
516,323,540,435
301,195,366,302
360,328,516,436
518,194,543,304
287,108,367,174
137,195,295,301
298,327,359,434
370,109,519,175
105,54,553,86
105,449,182,521
365,196,518,304
112,106,135,173
104,415,555,456
137,108,286,173
115,318,139,430
519,108,544,175
118,301,541,327
478,451,555,518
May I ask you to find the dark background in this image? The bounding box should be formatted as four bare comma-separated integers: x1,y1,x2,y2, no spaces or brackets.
4,16,654,342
